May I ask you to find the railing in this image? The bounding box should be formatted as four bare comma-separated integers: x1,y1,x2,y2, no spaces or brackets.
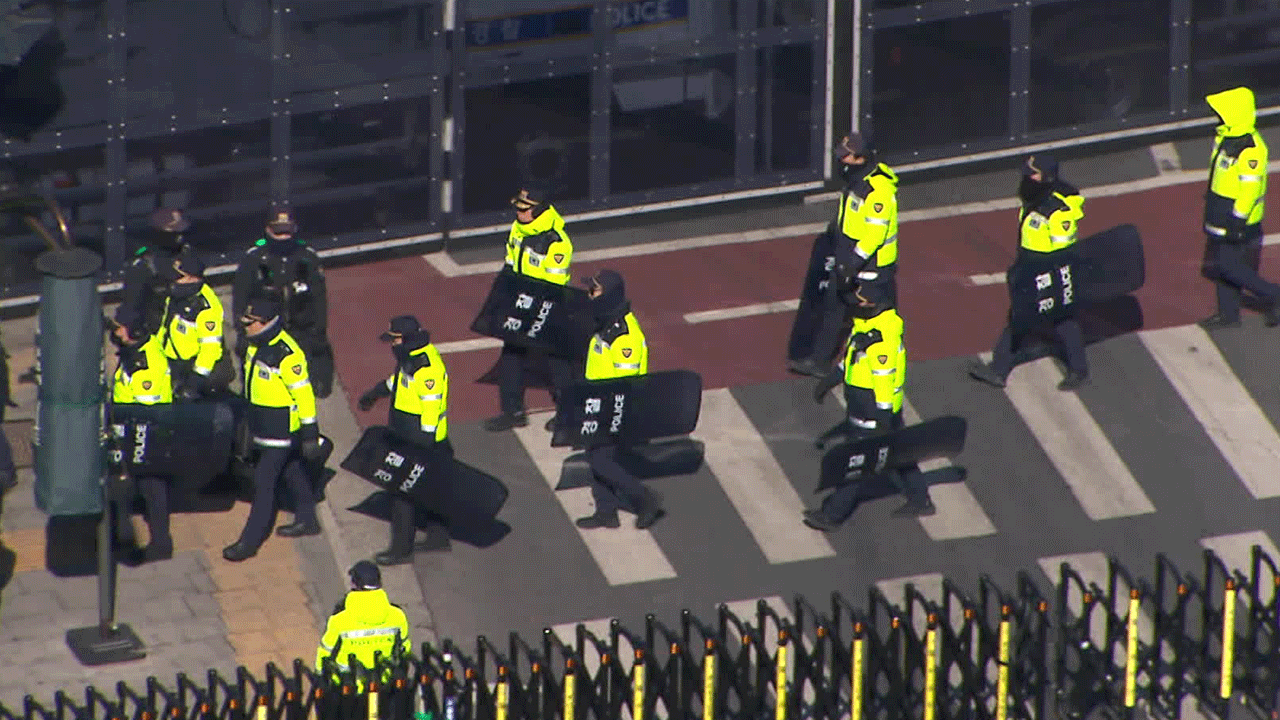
3,545,1278,719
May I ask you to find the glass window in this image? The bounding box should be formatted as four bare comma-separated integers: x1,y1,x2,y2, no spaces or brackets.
1191,0,1280,105
461,74,591,215
610,53,738,194
0,147,107,294
757,44,818,173
123,120,272,266
867,12,1011,156
1029,0,1170,133
287,99,434,242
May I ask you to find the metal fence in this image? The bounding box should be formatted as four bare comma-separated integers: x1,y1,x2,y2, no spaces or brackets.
3,545,1278,719
3,0,1280,302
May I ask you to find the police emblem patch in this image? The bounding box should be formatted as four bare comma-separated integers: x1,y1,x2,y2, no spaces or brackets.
1062,221,1071,231
142,381,151,390
873,203,884,213
1250,159,1259,169
291,364,302,375
425,379,435,389
205,321,216,331
1029,218,1041,229
877,355,888,364
554,254,564,263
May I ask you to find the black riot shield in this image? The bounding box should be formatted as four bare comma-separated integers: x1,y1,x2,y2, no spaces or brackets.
1072,224,1145,304
787,228,836,362
1007,249,1081,332
470,270,593,357
108,401,239,492
816,416,967,492
550,370,703,449
555,438,706,490
340,426,508,529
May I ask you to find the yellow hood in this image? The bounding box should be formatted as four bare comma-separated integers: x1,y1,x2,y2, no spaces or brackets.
512,205,566,239
343,589,395,625
1207,87,1256,136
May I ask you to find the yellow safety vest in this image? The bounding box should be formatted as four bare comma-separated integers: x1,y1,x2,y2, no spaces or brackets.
505,205,573,285
243,330,316,444
842,309,905,414
316,589,411,681
387,344,449,442
112,336,173,406
837,164,899,277
157,283,225,376
585,313,648,381
1019,190,1084,253
1206,87,1267,235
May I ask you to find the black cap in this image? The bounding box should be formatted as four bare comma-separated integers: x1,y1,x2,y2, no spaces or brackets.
242,297,281,324
510,185,548,212
349,560,382,590
1022,154,1059,181
159,247,206,281
582,268,624,293
111,305,145,336
380,315,422,342
834,132,868,160
266,208,298,235
149,207,190,233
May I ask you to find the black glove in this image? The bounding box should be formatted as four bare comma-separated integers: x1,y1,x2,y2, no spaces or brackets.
849,329,883,354
813,369,843,404
358,383,391,411
175,378,200,402
297,424,323,463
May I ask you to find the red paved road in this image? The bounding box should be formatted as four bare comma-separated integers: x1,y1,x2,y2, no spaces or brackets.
329,177,1280,425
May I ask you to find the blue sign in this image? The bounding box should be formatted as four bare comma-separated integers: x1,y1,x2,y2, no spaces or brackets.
466,0,690,49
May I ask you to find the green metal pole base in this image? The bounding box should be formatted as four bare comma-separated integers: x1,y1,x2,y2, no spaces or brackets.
65,623,146,667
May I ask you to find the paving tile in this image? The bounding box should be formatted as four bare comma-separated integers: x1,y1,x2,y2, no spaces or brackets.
143,593,196,622
180,616,228,643
183,592,222,619
0,588,57,620
221,607,273,635
213,587,264,610
228,630,279,657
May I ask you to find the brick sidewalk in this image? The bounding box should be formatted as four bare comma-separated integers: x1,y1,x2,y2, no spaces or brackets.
0,290,439,710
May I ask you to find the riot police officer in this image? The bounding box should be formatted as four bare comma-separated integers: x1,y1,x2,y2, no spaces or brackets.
806,283,932,530
484,186,575,432
121,208,192,336
231,209,334,398
1198,86,1280,329
790,133,900,378
317,561,410,680
223,298,325,562
969,155,1089,391
572,269,665,530
357,315,453,566
156,247,232,400
107,305,176,563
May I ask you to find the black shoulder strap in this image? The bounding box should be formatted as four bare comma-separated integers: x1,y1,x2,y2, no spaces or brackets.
1219,134,1256,158
599,318,628,344
254,339,290,368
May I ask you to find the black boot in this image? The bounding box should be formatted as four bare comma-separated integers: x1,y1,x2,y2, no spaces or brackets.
484,411,528,432
575,512,620,529
1198,313,1241,329
967,361,1007,388
375,548,415,566
802,509,841,532
276,520,321,537
1057,371,1087,391
222,541,258,562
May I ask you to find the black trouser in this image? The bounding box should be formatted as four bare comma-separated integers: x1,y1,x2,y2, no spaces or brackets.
236,442,317,549
989,316,1087,378
0,400,15,486
137,475,173,549
1202,234,1280,321
388,438,454,554
586,444,655,517
497,343,572,415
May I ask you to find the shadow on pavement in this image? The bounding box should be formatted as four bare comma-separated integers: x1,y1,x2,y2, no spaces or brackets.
348,491,512,549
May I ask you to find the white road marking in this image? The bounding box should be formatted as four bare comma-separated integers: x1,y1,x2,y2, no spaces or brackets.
683,299,800,324
511,411,677,586
967,272,1007,286
434,337,504,354
1199,530,1280,583
982,352,1155,520
691,389,837,564
1149,142,1183,174
903,400,997,540
1038,551,1153,648
1140,325,1280,499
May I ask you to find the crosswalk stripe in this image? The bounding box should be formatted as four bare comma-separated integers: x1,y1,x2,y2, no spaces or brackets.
691,389,837,564
903,399,997,540
1140,325,1280,499
511,411,678,586
980,353,1155,520
1199,530,1280,580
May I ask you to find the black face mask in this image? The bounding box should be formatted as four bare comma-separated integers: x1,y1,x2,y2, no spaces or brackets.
1019,177,1049,205
392,344,412,364
170,281,201,300
244,317,280,345
151,229,184,252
